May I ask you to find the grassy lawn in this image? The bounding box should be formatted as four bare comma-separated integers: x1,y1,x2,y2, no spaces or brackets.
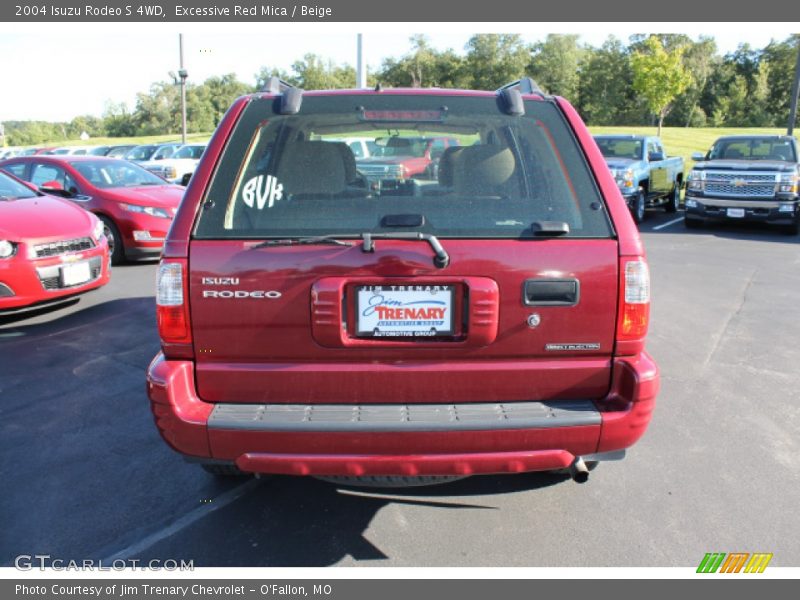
588,126,789,170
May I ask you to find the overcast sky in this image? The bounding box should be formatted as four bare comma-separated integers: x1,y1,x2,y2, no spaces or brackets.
1,23,798,122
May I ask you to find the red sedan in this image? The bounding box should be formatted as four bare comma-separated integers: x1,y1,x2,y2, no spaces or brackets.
0,170,110,313
0,156,183,264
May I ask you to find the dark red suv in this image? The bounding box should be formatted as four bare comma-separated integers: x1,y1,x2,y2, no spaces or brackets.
147,78,659,485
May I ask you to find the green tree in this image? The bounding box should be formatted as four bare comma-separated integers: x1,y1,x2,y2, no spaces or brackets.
377,36,468,88
463,34,530,90
102,101,136,137
665,37,718,127
630,36,693,135
529,34,584,99
577,36,641,125
289,53,355,89
133,81,180,135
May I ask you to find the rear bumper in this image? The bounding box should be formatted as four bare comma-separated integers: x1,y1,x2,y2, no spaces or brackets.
146,352,659,476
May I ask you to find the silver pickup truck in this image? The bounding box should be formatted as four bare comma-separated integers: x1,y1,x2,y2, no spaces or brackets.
685,135,799,235
594,135,684,224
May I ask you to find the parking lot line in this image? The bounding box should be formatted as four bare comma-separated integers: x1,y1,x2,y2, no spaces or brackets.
651,217,685,231
101,479,261,561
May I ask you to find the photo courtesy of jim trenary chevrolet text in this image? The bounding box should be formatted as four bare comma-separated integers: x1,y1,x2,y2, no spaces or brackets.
1,0,799,595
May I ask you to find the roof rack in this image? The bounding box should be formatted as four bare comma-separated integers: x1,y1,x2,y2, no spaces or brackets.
259,76,303,115
496,77,545,96
496,77,545,116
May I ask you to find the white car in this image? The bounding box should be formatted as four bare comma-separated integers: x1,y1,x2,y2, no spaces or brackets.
325,136,380,159
44,146,94,156
141,143,206,185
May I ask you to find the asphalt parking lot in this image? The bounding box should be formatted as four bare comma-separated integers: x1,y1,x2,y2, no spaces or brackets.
2,210,799,568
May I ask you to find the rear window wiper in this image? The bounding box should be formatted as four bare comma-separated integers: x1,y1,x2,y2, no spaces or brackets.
250,235,356,249
362,232,450,269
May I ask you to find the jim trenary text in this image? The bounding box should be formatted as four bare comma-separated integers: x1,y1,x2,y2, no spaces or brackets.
16,584,334,598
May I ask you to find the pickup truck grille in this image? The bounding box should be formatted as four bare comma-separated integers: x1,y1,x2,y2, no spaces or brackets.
357,164,404,179
34,237,94,258
704,172,778,198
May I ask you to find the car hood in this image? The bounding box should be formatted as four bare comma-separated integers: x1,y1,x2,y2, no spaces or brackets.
603,158,638,170
0,194,95,242
101,185,184,208
693,160,796,173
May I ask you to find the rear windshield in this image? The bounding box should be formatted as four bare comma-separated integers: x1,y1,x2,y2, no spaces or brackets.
708,138,797,162
194,95,613,239
595,137,643,160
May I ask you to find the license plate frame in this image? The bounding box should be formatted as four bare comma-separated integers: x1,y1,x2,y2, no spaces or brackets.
355,285,455,338
727,208,745,218
61,261,92,287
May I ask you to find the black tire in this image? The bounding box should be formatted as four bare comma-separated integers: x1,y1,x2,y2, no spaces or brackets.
666,184,680,213
201,463,251,477
781,220,800,236
632,190,646,224
98,215,124,265
684,215,702,229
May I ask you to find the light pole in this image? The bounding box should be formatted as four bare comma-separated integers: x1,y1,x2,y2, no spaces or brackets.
357,34,366,88
178,34,188,144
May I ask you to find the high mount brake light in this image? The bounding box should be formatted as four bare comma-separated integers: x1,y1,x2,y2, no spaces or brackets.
359,109,446,123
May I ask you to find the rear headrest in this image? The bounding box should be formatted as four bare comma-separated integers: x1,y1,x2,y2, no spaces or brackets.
453,145,516,196
328,142,358,184
437,146,465,187
276,141,347,195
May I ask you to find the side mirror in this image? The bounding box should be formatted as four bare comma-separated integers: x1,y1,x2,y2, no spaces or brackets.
691,152,706,161
648,151,665,162
40,180,66,195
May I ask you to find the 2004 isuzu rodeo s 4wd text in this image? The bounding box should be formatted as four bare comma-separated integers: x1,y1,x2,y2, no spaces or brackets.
146,78,659,486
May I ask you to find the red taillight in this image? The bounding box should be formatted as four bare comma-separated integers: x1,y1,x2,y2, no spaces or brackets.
156,259,191,344
616,257,650,353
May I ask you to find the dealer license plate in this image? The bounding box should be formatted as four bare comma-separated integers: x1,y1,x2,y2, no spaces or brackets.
356,285,454,337
727,208,745,218
61,261,91,286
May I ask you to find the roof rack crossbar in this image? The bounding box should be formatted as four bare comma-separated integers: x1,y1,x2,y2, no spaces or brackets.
260,76,304,115
496,77,545,96
260,76,296,94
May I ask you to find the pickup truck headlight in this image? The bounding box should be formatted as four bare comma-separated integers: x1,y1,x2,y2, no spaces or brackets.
164,166,177,179
778,174,798,194
0,240,17,259
614,169,635,189
122,203,172,219
687,170,705,191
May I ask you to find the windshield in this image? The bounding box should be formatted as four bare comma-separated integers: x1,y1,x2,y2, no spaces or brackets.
0,171,38,200
194,95,612,240
69,160,167,188
708,138,797,161
125,146,157,161
376,137,429,158
595,137,643,160
174,145,205,159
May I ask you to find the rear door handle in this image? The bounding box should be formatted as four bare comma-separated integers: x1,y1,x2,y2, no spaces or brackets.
523,279,580,306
